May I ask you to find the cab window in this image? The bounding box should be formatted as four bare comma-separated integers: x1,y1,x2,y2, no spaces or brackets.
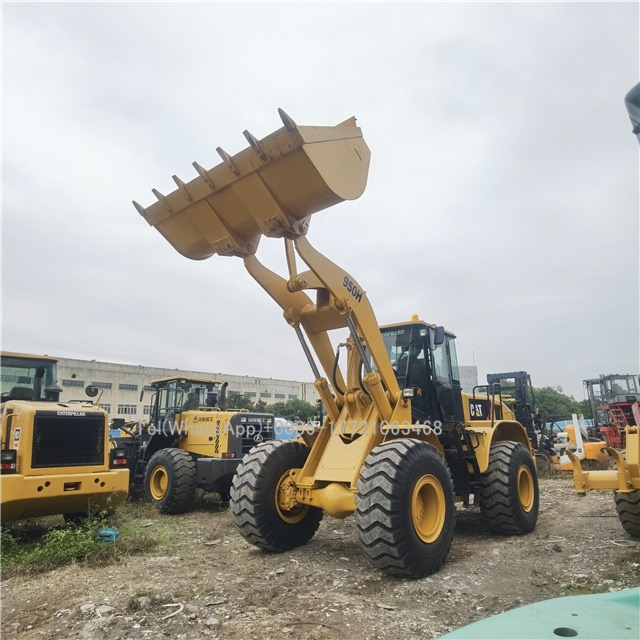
431,338,451,385
447,336,460,382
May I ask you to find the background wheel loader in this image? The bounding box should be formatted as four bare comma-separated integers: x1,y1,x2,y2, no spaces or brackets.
133,110,540,578
113,376,275,513
0,352,129,522
485,371,610,472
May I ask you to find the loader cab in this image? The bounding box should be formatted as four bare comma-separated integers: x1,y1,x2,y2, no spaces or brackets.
601,374,640,405
376,319,464,424
1,353,58,403
584,378,609,429
148,377,225,433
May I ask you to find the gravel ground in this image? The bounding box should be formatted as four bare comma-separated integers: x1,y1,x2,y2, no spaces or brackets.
2,476,639,640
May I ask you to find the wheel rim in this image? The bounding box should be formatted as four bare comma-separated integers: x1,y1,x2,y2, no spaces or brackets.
275,470,309,524
149,465,169,501
517,464,534,512
411,474,446,543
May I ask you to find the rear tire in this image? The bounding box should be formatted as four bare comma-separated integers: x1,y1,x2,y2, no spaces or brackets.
231,440,323,552
614,490,640,538
144,448,196,514
535,453,552,474
354,439,455,578
63,512,87,526
581,458,599,471
479,441,539,535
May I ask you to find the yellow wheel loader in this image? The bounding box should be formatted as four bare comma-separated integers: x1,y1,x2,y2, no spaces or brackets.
485,372,610,472
113,377,275,513
0,352,129,522
133,110,539,577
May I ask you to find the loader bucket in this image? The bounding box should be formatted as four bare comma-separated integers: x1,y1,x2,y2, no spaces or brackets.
134,110,371,259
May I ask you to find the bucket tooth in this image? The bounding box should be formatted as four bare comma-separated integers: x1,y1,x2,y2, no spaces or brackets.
132,200,147,216
242,130,267,160
278,108,297,132
151,188,172,214
172,175,193,201
216,147,240,176
192,161,216,191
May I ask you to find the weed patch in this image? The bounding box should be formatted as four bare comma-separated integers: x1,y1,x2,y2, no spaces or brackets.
1,510,170,580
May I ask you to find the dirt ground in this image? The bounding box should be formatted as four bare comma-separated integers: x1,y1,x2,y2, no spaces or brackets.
2,476,639,640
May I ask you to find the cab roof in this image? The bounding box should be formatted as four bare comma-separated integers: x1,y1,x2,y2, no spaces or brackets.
1,352,58,362
150,376,223,386
378,315,456,338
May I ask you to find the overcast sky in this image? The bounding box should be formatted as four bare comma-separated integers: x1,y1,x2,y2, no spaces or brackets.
2,2,638,400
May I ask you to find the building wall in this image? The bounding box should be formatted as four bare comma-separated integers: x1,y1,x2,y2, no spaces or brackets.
57,357,319,422
459,366,478,394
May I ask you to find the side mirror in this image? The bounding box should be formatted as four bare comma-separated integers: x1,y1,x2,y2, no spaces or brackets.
432,326,445,347
140,388,145,402
44,385,62,402
625,82,640,141
85,385,99,398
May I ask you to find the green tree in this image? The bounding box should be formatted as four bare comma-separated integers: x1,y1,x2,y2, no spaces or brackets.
225,392,255,411
264,399,317,421
577,398,593,419
533,386,586,420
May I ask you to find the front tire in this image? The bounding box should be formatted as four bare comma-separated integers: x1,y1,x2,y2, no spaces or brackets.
614,490,640,538
479,441,539,535
230,440,323,552
144,448,197,514
354,439,455,578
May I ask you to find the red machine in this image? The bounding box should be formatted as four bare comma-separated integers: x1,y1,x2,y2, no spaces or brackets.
584,374,640,449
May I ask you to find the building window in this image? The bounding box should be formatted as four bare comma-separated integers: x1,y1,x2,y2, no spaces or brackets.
288,394,298,400
275,393,285,399
62,379,84,388
117,404,137,415
143,385,154,392
119,384,138,391
260,392,272,399
143,405,152,415
101,404,111,414
92,382,112,390
228,390,241,395
246,392,256,398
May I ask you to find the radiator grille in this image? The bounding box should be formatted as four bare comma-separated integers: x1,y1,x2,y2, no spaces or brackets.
240,422,274,455
32,412,105,468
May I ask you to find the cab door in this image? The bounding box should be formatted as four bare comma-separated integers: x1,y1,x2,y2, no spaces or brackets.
430,333,464,424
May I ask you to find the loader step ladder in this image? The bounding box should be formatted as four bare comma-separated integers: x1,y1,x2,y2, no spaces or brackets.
610,405,629,429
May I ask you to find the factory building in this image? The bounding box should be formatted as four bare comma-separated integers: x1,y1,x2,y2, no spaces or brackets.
57,357,319,422
51,356,476,422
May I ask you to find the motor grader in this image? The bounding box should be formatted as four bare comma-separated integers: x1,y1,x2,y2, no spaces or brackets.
0,352,129,521
133,111,540,577
113,376,274,512
565,86,640,541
